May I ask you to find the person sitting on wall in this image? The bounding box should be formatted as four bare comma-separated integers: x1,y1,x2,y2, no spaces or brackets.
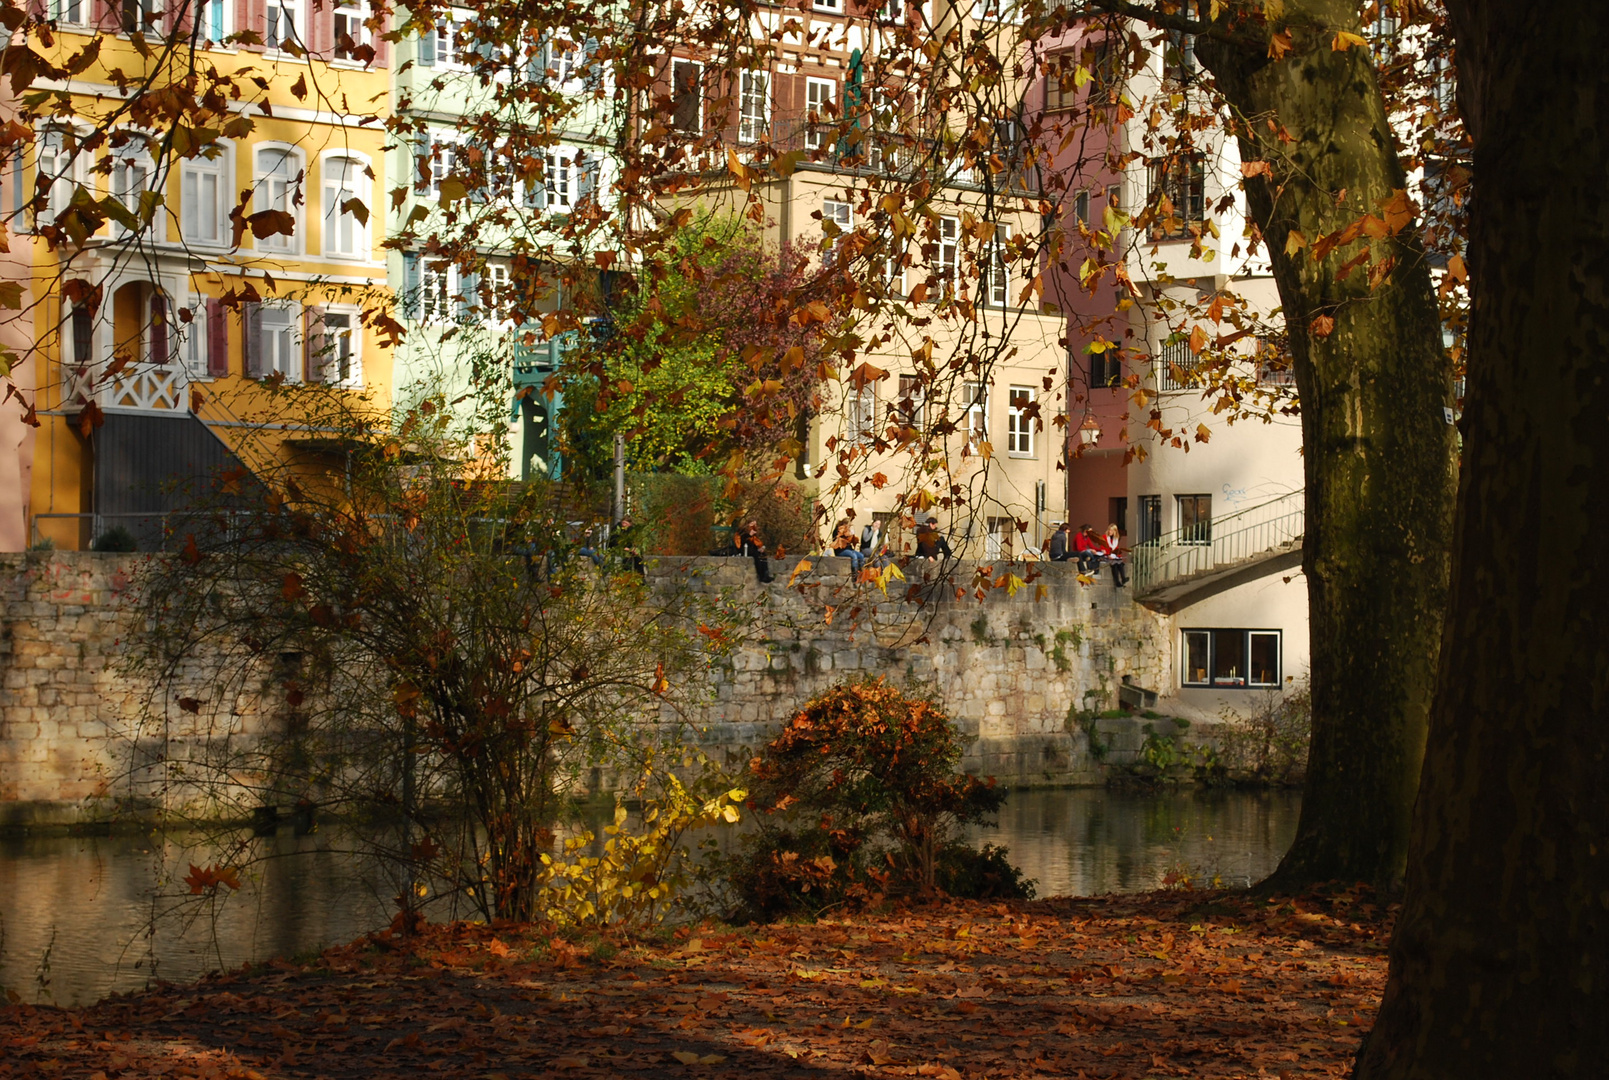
1073,523,1103,575
742,519,774,583
831,518,865,573
1045,521,1070,562
915,516,953,560
608,516,644,576
1100,523,1129,587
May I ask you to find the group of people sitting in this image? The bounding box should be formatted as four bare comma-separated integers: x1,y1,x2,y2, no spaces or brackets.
1045,522,1128,586
720,513,1127,587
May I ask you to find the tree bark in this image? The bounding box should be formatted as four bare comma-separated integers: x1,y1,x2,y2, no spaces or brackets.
1193,0,1458,890
1354,2,1609,1074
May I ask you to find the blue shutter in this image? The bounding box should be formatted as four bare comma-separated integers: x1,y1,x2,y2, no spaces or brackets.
402,253,421,319
582,37,602,90
457,269,479,321
417,27,435,66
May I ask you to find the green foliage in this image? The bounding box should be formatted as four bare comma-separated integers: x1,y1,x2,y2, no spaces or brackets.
560,214,824,480
721,679,1018,920
91,526,138,553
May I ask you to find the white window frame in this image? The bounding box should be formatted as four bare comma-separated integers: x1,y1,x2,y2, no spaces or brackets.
321,151,370,260
963,380,988,441
846,384,877,445
936,215,959,296
812,0,843,11
421,261,456,324
1006,385,1035,456
434,12,469,69
970,0,1021,22
254,145,304,255
108,136,156,239
260,302,302,382
179,145,231,249
986,516,1014,560
894,373,925,429
333,0,368,60
1181,629,1282,689
265,0,304,53
423,135,459,199
484,261,511,325
317,305,363,388
805,76,836,151
738,69,770,146
984,223,1010,306
877,0,905,24
884,239,907,297
545,147,575,209
49,0,88,26
179,295,209,378
35,125,80,230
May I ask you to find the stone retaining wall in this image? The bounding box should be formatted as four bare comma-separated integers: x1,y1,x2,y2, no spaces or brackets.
2,553,1196,830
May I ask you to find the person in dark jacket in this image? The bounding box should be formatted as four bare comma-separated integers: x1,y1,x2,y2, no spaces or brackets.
1046,522,1070,561
915,517,953,560
742,519,774,583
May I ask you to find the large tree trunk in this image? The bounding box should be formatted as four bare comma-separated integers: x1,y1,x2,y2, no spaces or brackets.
1354,3,1609,1074
1194,0,1458,891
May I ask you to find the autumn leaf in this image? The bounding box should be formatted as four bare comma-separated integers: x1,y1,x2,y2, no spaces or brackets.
281,572,305,601
1331,30,1368,51
1310,314,1337,338
1267,29,1294,60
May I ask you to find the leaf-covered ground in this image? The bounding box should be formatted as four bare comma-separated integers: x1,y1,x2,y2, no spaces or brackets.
0,889,1389,1079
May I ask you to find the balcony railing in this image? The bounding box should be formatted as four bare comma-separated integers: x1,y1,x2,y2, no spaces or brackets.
1131,490,1305,596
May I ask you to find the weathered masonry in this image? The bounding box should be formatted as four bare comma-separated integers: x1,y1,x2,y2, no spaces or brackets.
1,553,1176,829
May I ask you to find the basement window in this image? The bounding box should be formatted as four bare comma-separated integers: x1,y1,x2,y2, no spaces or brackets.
1182,629,1281,688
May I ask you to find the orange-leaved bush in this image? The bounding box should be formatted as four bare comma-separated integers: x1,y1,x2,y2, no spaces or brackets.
721,679,1030,920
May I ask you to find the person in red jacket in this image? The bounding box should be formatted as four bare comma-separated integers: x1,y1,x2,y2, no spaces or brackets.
1100,523,1129,587
1073,524,1103,574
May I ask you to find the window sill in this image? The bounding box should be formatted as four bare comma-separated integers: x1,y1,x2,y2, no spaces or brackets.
1006,452,1036,460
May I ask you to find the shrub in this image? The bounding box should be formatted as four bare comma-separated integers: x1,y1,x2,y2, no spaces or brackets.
91,526,138,552
721,679,1030,920
1215,682,1312,785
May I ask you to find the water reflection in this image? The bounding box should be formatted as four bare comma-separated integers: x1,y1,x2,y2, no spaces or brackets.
965,787,1301,897
0,788,1299,1005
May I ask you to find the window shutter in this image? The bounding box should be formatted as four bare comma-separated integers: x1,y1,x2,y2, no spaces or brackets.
457,269,479,321
525,37,546,83
414,130,432,192
93,0,120,31
401,252,420,319
205,297,229,377
582,37,602,89
172,0,194,37
303,305,327,382
417,25,435,66
372,10,389,66
149,293,170,365
577,152,598,204
25,0,44,19
309,0,334,58
243,302,264,376
236,0,262,50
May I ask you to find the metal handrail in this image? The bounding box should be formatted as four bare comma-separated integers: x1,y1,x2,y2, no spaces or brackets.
1131,490,1304,593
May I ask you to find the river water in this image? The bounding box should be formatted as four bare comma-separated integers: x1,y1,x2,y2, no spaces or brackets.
0,788,1300,1005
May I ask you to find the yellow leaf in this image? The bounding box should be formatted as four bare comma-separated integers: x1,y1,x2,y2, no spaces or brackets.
437,177,468,205
1331,30,1368,51
1284,230,1307,256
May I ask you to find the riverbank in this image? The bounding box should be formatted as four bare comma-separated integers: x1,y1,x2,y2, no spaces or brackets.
0,888,1388,1079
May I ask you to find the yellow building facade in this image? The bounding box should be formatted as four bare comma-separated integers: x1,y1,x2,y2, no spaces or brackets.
13,1,395,549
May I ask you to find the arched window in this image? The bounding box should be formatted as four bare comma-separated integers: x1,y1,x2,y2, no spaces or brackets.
321,154,368,259
254,146,304,254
